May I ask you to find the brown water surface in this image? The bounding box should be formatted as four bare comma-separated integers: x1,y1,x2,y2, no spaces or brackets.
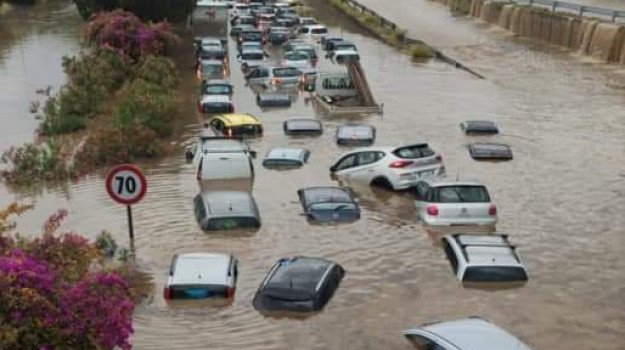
1,1,625,350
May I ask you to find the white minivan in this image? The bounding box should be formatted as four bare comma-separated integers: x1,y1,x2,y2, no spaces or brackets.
188,136,255,182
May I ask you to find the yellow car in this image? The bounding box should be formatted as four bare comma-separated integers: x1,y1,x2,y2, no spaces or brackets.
207,113,263,138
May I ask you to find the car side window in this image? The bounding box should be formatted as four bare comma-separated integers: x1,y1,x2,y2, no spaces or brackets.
355,152,381,166
405,334,446,350
335,155,356,171
443,241,459,274
193,195,206,223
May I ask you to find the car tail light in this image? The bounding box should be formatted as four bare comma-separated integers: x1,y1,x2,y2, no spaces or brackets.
489,204,497,216
435,154,443,162
389,160,414,168
225,287,235,298
163,287,171,300
271,78,283,85
426,205,439,216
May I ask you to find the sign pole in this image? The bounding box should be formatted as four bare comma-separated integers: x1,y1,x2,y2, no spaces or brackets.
126,205,135,241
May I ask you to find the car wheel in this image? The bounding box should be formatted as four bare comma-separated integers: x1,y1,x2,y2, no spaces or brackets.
370,177,392,190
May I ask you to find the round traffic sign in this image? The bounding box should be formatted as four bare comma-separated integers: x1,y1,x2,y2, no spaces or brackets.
105,164,147,205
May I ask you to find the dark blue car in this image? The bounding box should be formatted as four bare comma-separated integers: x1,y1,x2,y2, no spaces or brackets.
297,186,360,223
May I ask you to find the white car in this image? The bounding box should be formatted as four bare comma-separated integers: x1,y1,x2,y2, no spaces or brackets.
298,24,328,43
413,179,497,226
329,143,445,190
442,234,528,283
189,137,255,181
281,51,312,69
231,3,250,17
402,317,533,350
163,253,238,300
198,95,234,114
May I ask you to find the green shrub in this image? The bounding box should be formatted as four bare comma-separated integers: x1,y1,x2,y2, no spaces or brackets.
133,55,178,91
114,79,175,137
0,141,75,183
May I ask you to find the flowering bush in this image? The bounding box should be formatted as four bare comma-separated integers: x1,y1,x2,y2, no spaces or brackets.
0,205,135,350
73,0,194,22
85,10,179,60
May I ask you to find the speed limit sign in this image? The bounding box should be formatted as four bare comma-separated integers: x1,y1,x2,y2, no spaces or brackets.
105,164,147,205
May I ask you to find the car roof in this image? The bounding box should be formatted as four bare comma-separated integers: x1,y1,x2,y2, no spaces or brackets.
201,38,222,44
263,257,335,291
422,178,486,188
265,147,308,161
462,120,498,130
199,137,248,153
299,186,353,204
304,24,326,29
200,191,257,217
215,113,261,126
171,253,231,285
201,95,231,103
403,318,532,350
285,118,322,129
447,234,522,267
241,48,264,55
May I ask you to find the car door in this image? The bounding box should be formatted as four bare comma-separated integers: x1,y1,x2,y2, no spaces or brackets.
330,153,358,180
345,151,384,183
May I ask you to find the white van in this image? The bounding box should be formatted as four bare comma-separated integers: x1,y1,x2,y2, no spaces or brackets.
188,137,255,181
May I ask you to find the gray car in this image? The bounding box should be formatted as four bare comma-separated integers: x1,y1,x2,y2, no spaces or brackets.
245,66,303,88
262,147,310,168
297,186,360,223
402,317,533,350
193,191,261,231
336,124,375,146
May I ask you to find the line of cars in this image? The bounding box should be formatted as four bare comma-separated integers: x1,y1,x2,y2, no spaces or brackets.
176,1,531,348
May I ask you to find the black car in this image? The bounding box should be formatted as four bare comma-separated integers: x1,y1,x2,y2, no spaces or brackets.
297,187,360,223
253,257,345,313
460,120,499,134
468,143,513,160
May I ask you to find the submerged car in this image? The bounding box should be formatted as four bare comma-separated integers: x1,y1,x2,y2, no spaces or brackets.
336,124,375,146
193,191,261,231
163,253,238,300
460,120,499,134
262,148,310,168
329,144,445,190
297,186,360,223
442,234,528,284
256,93,292,108
402,317,533,350
468,143,513,160
190,136,255,181
245,66,303,87
253,257,344,313
207,113,263,138
413,179,497,226
283,118,322,136
198,95,234,114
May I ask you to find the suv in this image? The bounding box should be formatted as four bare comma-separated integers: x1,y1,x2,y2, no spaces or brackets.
329,144,445,190
413,179,497,226
189,136,255,181
193,191,261,231
163,253,238,300
442,234,529,284
402,317,533,350
253,257,344,313
245,66,303,87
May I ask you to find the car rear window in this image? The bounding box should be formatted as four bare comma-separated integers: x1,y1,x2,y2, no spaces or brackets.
242,33,262,41
263,159,302,167
230,125,263,136
242,52,264,60
202,103,232,114
169,285,228,299
433,186,490,203
206,217,259,230
311,27,328,34
266,258,331,292
463,266,528,282
393,144,435,159
273,67,301,77
203,85,232,95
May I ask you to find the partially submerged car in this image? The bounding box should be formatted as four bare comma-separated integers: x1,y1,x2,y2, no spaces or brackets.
336,124,375,146
200,79,233,97
442,234,529,284
257,93,292,108
238,49,267,73
329,144,445,190
297,186,360,223
198,95,234,114
262,147,310,168
334,50,360,64
460,120,499,134
253,257,344,313
207,113,263,138
245,66,303,87
189,136,255,181
283,118,322,136
198,59,225,81
193,191,261,231
413,179,497,226
468,143,513,160
402,317,533,350
163,253,238,300
281,50,312,69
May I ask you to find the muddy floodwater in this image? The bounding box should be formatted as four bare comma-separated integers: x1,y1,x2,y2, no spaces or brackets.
1,1,625,349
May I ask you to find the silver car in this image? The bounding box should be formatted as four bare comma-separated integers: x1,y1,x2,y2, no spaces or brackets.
402,317,533,350
413,179,497,226
245,65,303,87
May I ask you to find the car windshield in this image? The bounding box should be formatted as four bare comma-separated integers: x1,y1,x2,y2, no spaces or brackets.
169,285,227,299
206,217,259,230
203,85,231,95
242,52,264,60
463,266,528,282
393,144,435,159
202,63,222,74
263,159,302,167
435,186,490,203
284,52,308,61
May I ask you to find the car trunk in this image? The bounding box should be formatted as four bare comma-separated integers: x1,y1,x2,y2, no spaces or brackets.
201,154,251,180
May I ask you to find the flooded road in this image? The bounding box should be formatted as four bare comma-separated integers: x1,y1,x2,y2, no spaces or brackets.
2,1,625,349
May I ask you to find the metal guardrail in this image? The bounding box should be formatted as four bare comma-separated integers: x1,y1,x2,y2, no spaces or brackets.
515,0,625,22
338,0,401,32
